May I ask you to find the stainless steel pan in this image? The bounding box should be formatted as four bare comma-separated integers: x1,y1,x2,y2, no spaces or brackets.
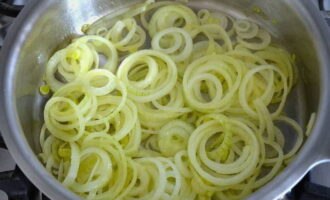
0,0,330,199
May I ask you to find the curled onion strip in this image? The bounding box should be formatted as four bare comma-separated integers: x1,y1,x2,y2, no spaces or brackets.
148,4,199,37
152,27,193,62
106,18,146,52
117,50,177,102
